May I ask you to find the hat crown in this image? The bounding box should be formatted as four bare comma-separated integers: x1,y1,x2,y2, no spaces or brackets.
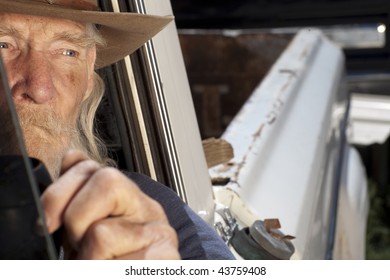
32,0,98,11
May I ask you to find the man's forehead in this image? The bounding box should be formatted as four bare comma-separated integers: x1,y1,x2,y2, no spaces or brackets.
0,12,87,33
34,0,98,11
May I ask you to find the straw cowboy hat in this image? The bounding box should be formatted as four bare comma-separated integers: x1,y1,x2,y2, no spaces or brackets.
0,0,173,68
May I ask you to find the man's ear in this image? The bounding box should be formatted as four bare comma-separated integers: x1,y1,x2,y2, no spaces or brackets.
84,46,97,101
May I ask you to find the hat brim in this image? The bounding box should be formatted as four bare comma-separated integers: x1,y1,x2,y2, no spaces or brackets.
0,0,173,68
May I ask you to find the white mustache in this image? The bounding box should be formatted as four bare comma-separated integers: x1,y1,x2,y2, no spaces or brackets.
14,104,79,178
16,104,76,139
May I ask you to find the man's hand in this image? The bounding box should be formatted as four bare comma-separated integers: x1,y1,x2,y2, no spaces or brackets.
41,150,180,260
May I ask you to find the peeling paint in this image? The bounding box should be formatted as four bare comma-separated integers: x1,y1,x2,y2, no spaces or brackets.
233,124,265,182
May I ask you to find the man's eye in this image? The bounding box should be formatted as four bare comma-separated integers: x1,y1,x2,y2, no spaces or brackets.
62,49,79,57
0,42,9,49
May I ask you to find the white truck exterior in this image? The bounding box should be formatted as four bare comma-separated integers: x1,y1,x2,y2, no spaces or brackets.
126,0,370,259
208,30,369,259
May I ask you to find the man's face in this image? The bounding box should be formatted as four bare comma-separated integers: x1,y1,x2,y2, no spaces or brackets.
0,13,96,176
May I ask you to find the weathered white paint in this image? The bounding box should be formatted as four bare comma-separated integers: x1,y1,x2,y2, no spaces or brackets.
210,29,368,259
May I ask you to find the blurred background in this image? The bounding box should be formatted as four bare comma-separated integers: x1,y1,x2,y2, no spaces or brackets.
169,0,390,259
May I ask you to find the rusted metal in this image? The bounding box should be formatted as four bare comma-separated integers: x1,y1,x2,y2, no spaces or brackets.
264,218,282,232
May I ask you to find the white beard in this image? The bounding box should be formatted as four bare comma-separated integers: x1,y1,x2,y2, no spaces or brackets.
16,104,78,179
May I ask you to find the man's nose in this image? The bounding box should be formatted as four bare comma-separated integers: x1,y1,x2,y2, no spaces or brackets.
11,50,55,104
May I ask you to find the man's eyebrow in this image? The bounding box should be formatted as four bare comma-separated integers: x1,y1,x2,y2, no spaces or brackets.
0,26,23,38
52,31,96,48
0,27,95,49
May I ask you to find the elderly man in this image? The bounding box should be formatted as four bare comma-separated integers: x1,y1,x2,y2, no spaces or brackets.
0,0,234,260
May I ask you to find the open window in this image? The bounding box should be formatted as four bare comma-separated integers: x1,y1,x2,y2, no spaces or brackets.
95,0,215,222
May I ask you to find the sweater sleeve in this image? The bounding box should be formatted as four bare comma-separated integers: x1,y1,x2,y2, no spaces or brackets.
124,171,235,260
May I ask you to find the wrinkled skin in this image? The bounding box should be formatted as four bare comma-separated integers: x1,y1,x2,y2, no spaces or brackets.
0,13,180,259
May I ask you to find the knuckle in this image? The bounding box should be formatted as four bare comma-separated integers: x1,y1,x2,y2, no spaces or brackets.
88,167,123,197
73,159,100,175
84,222,111,248
150,221,178,245
92,167,123,187
146,199,167,220
78,222,113,259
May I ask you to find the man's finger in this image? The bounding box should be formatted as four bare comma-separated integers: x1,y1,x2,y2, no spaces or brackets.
76,218,179,260
60,150,91,175
63,167,167,246
41,159,101,232
113,241,181,260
